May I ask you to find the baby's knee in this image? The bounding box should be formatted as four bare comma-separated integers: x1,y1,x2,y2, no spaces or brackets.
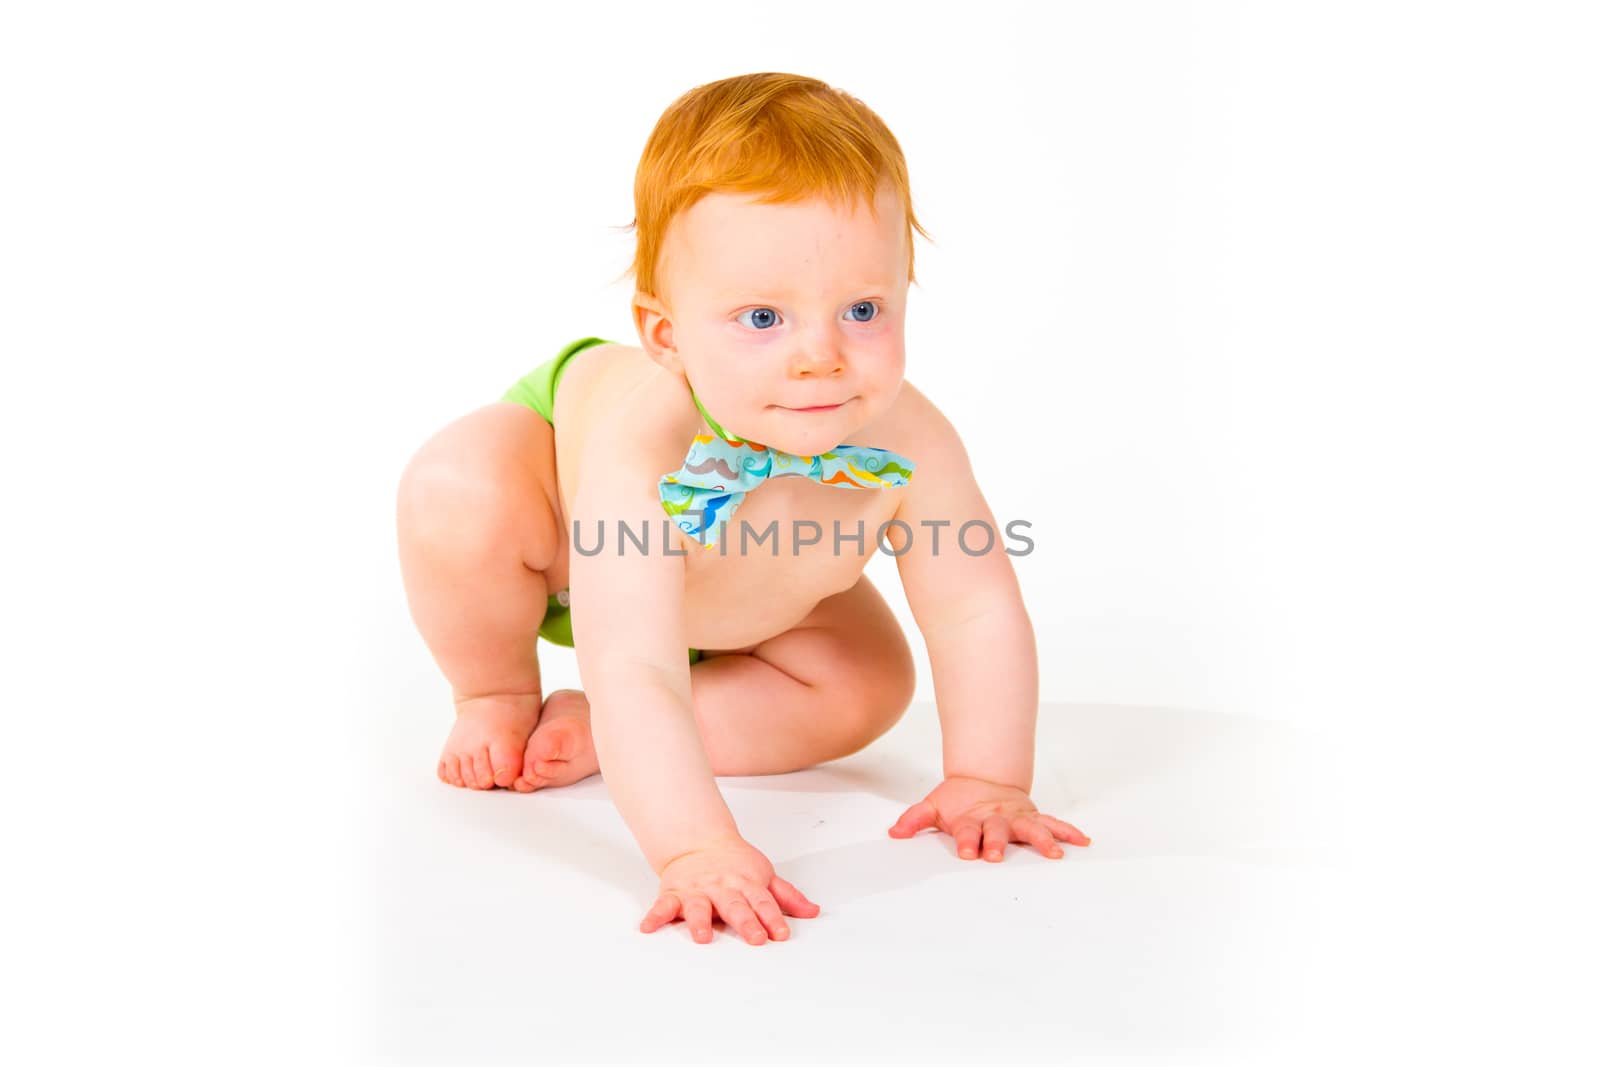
824,625,916,734
397,459,532,562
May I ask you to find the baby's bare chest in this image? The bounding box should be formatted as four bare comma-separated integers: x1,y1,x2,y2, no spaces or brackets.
676,477,903,650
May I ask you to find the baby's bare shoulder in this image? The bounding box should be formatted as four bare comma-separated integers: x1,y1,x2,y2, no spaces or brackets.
564,345,699,488
861,379,964,460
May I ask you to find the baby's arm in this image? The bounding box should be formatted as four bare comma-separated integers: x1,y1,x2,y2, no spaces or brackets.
878,388,1091,861
567,411,741,873
889,396,1038,793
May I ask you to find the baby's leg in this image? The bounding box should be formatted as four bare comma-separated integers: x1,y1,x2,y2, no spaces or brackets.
689,573,919,775
396,402,562,790
521,574,918,787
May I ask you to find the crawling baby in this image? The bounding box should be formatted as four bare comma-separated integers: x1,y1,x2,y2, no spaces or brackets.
396,72,1090,945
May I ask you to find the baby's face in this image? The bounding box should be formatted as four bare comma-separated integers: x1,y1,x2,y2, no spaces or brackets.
647,181,910,455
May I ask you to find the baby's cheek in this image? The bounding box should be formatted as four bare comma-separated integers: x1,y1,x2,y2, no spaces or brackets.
878,345,907,383
872,359,908,402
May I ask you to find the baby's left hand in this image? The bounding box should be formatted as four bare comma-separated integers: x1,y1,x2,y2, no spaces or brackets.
887,775,1092,861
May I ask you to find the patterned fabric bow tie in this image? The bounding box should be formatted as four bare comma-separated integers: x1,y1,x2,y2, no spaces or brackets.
659,389,915,549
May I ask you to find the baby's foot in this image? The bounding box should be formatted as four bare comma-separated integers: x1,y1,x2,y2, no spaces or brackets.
439,693,543,790
514,689,600,792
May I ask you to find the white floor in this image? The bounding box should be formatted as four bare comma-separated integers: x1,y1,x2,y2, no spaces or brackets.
362,686,1353,1064
25,571,1565,1065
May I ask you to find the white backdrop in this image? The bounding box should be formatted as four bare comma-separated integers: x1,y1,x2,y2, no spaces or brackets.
5,1,1597,1063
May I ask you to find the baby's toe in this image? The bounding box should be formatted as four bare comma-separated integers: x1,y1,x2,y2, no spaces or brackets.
456,749,480,788
522,734,544,778
521,740,558,786
489,739,523,788
523,745,563,782
470,748,495,789
441,754,463,788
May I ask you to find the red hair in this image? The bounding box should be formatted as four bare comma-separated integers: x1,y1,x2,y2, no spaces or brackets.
613,72,934,301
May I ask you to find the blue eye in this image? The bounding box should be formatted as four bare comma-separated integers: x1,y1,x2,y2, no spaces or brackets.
735,302,880,330
736,307,780,330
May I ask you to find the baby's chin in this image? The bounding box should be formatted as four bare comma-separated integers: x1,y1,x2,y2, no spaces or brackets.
756,401,862,454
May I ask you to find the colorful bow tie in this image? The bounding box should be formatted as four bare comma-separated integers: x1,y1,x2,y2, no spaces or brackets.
659,390,915,549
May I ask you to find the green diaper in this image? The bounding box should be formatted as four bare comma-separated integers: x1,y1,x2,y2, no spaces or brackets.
500,335,616,424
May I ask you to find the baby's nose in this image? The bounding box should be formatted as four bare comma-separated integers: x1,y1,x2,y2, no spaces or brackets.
791,345,844,377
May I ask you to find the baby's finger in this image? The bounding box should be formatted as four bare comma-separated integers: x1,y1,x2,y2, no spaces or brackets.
888,800,937,838
640,893,682,933
1012,816,1065,858
714,892,767,945
980,815,1011,861
684,894,715,944
954,822,984,860
769,876,821,917
1039,814,1093,846
747,889,791,941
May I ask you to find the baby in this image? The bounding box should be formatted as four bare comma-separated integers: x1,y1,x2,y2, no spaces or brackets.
396,73,1090,946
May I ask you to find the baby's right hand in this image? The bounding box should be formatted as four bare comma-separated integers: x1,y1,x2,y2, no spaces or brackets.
640,835,821,945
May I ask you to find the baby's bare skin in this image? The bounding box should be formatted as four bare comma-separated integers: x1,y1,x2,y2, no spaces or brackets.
400,339,928,796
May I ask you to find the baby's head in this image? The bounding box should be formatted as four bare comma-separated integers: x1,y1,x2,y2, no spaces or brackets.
622,73,933,456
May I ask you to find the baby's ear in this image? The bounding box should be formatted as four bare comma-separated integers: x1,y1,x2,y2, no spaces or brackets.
632,292,683,373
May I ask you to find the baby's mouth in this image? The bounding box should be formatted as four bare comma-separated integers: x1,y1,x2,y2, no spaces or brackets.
775,398,852,413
